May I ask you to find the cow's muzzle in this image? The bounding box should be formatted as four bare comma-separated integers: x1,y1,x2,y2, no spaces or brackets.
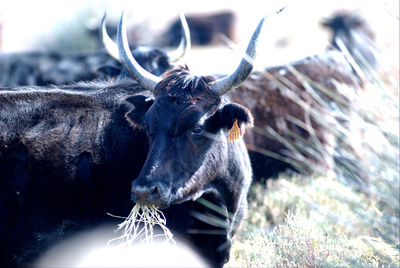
131,178,170,208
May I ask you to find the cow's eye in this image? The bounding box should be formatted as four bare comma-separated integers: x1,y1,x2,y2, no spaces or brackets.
191,125,204,135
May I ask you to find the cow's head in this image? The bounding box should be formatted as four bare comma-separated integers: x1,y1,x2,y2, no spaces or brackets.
321,12,374,47
117,12,265,208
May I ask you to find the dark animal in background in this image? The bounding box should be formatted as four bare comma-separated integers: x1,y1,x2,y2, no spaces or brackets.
162,11,236,46
116,11,265,267
322,12,378,79
226,12,377,182
0,14,190,87
0,50,125,86
230,50,361,180
0,46,174,87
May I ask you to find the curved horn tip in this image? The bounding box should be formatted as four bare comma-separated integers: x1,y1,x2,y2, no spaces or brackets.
117,11,160,91
99,11,107,38
100,12,106,25
100,10,120,61
276,6,286,14
179,11,191,51
167,12,191,63
211,15,268,96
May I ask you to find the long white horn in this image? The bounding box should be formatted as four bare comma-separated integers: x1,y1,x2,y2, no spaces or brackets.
210,16,266,95
117,11,161,91
100,12,120,61
167,12,191,63
212,7,286,95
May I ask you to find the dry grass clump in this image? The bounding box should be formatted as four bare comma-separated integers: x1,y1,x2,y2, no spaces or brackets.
227,100,399,266
247,172,399,243
228,209,399,267
108,204,175,247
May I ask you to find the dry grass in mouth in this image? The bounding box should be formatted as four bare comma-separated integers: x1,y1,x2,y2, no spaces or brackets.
107,204,175,247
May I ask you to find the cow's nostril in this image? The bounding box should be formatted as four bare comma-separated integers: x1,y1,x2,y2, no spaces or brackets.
148,185,161,202
131,185,148,202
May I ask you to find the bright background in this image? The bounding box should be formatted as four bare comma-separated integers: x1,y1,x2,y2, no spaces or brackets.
0,0,398,68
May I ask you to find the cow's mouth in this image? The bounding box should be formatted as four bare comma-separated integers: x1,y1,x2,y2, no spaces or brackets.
133,197,172,210
170,184,217,205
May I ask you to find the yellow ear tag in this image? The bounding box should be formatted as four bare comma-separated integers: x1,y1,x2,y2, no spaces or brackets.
228,120,242,142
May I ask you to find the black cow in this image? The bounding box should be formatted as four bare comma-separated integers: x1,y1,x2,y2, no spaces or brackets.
116,12,265,267
0,14,190,87
0,80,152,266
322,12,378,79
161,11,236,46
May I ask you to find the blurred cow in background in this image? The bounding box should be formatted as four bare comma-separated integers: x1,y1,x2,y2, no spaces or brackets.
322,11,379,80
161,11,236,46
229,50,361,181
0,14,189,87
0,47,172,87
214,10,381,182
0,50,119,86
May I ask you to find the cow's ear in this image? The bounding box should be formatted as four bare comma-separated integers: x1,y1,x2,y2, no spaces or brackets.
124,95,154,128
209,103,253,137
218,103,254,129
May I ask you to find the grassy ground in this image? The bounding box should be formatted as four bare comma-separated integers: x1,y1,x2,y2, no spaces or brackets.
226,37,399,268
228,173,399,267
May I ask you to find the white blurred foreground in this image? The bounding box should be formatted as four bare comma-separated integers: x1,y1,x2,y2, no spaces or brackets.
34,225,208,268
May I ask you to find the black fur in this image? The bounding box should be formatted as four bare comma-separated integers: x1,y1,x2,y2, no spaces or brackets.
1,64,253,267
0,81,151,266
0,46,171,87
